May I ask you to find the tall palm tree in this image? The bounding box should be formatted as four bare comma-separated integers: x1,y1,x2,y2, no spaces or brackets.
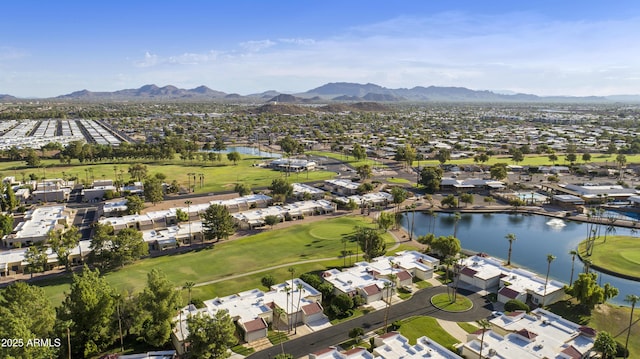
453,212,461,238
294,283,303,334
273,307,286,354
624,294,639,358
569,250,578,286
583,258,593,274
383,273,396,333
505,233,516,266
183,281,195,305
184,200,193,243
543,254,556,307
287,267,295,332
477,319,491,359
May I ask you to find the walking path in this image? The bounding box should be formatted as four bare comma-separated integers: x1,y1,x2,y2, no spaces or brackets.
436,319,471,342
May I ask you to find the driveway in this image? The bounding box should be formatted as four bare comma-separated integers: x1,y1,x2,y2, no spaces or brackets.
246,285,493,358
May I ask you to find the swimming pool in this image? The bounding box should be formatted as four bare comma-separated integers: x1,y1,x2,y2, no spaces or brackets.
515,191,548,203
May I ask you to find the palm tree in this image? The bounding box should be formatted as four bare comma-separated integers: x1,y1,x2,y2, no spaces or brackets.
569,250,578,286
273,307,287,354
294,283,303,334
341,237,348,267
583,258,593,274
287,267,295,332
183,281,195,305
604,218,617,243
624,294,639,358
505,233,516,266
543,254,556,307
453,211,461,238
477,319,491,359
383,273,396,333
184,200,193,243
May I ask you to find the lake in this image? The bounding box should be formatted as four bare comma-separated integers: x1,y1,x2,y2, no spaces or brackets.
402,211,639,305
204,146,281,158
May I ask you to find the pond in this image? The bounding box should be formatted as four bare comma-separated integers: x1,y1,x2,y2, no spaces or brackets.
402,211,639,305
203,146,281,158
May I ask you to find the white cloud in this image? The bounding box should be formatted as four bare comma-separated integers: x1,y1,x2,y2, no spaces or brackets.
135,51,159,68
238,39,276,52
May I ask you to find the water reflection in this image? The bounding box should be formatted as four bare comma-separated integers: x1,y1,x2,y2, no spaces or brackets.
403,212,639,305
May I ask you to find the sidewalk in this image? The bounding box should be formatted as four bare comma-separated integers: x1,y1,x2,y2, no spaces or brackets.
435,319,470,342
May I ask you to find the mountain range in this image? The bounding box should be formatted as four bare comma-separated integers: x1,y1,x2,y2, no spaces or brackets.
2,82,639,103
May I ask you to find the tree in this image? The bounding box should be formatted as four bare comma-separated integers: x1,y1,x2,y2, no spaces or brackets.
144,176,164,205
441,194,458,208
128,163,148,181
57,266,116,358
88,223,115,270
477,319,491,359
348,327,365,343
261,274,276,288
25,148,41,167
624,294,639,358
511,148,524,164
377,211,395,232
435,149,450,165
264,214,281,228
505,233,516,266
582,153,592,163
489,163,508,180
183,281,196,305
0,282,58,359
48,226,81,271
548,153,558,165
391,187,408,215
137,269,183,347
111,228,149,268
351,143,367,160
234,183,252,196
125,195,144,215
542,254,556,306
356,164,372,180
186,310,237,359
565,272,618,311
569,249,578,286
24,243,49,277
354,226,386,261
460,193,474,207
176,208,189,222
226,151,241,165
269,178,293,199
277,135,304,157
5,183,17,212
419,166,443,193
0,213,14,237
593,331,617,359
430,235,461,259
331,293,354,317
201,204,236,241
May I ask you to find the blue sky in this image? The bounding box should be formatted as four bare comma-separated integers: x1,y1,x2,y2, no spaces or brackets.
2,1,640,97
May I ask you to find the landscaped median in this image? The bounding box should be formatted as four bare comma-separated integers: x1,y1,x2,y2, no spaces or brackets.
430,293,473,312
578,235,640,280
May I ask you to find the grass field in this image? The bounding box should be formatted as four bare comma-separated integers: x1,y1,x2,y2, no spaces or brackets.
38,216,394,307
549,300,640,357
399,316,459,349
308,150,387,169
0,154,336,193
577,235,640,279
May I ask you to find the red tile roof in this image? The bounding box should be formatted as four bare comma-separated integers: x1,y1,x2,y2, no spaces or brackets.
301,302,323,315
242,318,267,333
343,347,367,355
561,345,582,359
498,286,521,299
363,284,381,295
460,267,478,277
396,270,412,281
516,328,538,340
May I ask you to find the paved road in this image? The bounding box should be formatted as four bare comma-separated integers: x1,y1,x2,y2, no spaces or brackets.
246,286,493,359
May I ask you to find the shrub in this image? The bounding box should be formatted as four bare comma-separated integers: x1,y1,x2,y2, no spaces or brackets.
261,274,276,289
504,299,530,312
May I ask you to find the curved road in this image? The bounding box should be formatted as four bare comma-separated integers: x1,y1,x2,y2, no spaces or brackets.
246,286,493,359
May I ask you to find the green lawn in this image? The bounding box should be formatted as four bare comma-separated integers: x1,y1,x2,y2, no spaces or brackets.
399,316,459,349
457,322,479,334
549,300,640,357
0,154,336,194
308,150,387,169
38,216,395,307
430,293,473,312
578,235,640,279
